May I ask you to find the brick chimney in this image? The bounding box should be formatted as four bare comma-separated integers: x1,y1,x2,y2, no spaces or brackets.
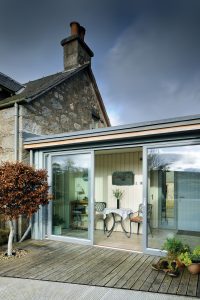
61,22,94,71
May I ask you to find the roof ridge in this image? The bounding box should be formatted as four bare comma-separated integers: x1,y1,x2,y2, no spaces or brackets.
26,63,90,101
24,71,63,85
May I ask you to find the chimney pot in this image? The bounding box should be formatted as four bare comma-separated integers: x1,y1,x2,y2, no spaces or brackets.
79,26,86,41
61,22,93,71
70,21,80,36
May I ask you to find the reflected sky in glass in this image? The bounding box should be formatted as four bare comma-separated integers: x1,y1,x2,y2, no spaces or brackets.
52,154,91,170
148,145,200,172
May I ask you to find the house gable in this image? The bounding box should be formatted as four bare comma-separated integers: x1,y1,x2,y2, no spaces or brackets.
22,67,110,137
0,21,110,164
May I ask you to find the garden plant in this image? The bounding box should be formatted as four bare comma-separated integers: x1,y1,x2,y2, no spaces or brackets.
0,161,49,256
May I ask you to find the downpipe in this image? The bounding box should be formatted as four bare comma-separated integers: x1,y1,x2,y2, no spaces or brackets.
14,103,19,242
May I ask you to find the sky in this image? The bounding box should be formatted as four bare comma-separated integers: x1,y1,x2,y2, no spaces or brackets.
1,0,200,126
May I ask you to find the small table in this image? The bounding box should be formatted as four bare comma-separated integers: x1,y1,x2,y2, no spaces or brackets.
103,208,133,237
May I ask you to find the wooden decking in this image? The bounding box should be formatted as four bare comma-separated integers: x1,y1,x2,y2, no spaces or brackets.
0,240,199,298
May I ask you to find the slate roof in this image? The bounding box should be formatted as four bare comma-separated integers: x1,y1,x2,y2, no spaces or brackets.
0,72,24,93
0,64,89,108
0,63,110,126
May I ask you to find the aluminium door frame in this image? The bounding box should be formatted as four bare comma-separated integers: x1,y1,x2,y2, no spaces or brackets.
32,138,200,253
143,138,200,256
45,149,95,245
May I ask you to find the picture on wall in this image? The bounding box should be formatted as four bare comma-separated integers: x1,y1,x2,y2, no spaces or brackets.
112,171,134,186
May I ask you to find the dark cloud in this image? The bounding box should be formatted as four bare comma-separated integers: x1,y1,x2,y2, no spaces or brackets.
101,1,200,124
0,0,136,82
0,0,200,125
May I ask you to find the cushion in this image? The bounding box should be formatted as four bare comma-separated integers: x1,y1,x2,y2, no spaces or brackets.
130,216,143,223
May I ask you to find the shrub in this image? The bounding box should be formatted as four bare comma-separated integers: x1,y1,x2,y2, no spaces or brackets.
162,237,190,260
0,161,49,256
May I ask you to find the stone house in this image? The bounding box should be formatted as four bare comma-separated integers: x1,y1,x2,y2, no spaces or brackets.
0,21,110,164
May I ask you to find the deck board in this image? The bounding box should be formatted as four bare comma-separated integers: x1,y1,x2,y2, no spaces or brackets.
167,269,184,294
56,247,110,282
187,274,199,297
73,250,130,285
120,255,150,289
123,255,154,289
196,275,200,298
104,252,138,287
139,268,160,292
0,240,198,298
177,268,190,296
158,271,173,294
132,256,160,291
149,270,166,293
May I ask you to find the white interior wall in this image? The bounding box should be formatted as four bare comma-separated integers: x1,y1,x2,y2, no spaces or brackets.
95,150,143,233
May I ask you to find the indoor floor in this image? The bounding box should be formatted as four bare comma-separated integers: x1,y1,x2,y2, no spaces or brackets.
94,229,200,252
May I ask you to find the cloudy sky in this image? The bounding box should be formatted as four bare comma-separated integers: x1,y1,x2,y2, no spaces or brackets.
1,0,200,125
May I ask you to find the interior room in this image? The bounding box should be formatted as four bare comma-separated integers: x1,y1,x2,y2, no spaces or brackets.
94,147,144,251
50,144,200,252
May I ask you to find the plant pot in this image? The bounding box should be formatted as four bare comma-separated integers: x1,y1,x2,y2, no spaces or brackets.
53,225,62,235
151,259,169,271
117,199,120,209
176,259,185,271
187,263,200,275
151,260,180,277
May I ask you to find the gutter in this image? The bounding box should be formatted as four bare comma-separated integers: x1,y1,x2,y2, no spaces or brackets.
24,114,200,145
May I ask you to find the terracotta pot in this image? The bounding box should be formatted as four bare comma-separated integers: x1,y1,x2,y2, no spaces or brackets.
176,259,185,271
187,263,200,275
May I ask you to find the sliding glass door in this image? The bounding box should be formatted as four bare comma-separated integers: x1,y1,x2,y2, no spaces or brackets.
146,144,200,252
49,152,93,243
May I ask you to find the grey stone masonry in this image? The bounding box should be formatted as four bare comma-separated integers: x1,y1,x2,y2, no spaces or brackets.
62,38,92,71
22,68,107,137
0,107,15,162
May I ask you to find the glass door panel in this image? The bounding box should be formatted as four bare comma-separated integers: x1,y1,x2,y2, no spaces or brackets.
147,145,200,251
51,153,91,240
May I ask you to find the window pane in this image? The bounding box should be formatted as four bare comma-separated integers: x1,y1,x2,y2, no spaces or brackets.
147,145,200,250
52,153,91,239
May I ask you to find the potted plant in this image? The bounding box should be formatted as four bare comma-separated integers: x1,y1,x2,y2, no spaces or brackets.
162,237,190,261
178,246,200,274
53,214,65,235
112,188,124,209
152,237,190,276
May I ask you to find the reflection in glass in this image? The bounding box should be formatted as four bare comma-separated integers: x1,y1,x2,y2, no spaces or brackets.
52,154,90,239
147,145,200,250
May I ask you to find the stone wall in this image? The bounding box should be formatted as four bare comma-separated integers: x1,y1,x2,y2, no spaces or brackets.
0,68,108,164
63,39,91,71
0,107,15,162
22,69,107,136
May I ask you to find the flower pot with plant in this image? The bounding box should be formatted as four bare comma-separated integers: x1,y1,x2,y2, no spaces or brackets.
152,237,190,276
178,246,200,275
53,214,65,235
112,188,124,209
162,237,190,261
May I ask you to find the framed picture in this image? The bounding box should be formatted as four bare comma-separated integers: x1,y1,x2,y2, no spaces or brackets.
112,171,134,186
